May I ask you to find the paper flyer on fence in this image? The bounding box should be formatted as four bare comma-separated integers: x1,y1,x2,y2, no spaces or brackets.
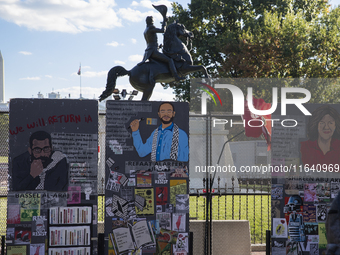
135,188,154,215
29,244,44,255
272,218,288,238
172,213,186,232
174,233,189,253
7,245,27,255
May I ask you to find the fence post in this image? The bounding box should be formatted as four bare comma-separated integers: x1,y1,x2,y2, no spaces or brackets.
98,233,104,255
1,235,4,255
266,230,271,255
190,232,193,255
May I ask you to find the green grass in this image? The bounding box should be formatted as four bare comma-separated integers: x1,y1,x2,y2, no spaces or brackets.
98,195,105,222
0,156,8,163
189,195,271,244
0,197,7,236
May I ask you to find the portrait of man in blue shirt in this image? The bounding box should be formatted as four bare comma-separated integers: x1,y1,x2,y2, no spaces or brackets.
130,102,189,162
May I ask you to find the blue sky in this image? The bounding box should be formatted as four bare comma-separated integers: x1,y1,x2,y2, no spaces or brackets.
0,0,191,102
1,0,340,103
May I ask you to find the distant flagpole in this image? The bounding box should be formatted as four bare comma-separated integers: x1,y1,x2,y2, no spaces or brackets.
77,63,82,98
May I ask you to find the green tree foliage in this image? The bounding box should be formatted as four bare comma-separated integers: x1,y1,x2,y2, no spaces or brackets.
168,0,340,103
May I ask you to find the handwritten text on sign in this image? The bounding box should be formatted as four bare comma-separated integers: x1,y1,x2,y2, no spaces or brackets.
10,114,93,135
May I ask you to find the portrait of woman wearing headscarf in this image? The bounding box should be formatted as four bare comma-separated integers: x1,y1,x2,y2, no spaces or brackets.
300,105,340,166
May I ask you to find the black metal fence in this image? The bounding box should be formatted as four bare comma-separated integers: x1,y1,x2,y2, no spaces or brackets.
0,110,272,253
189,176,271,244
0,111,8,255
94,177,272,245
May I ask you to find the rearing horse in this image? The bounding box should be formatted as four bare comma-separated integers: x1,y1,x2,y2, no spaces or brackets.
99,21,209,101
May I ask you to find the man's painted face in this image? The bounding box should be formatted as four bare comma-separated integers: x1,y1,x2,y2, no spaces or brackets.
29,138,52,168
158,103,175,125
318,114,336,141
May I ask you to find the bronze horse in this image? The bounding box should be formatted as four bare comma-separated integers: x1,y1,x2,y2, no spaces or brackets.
99,21,208,101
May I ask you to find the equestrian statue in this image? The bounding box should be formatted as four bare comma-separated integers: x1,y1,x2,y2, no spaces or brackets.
99,4,209,101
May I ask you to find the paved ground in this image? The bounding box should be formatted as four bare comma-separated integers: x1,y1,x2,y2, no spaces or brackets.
251,252,266,255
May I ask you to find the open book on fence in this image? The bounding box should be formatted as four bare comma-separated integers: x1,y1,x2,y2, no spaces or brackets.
109,220,155,254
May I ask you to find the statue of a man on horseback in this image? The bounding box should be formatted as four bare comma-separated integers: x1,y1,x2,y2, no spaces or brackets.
138,15,184,82
99,4,209,101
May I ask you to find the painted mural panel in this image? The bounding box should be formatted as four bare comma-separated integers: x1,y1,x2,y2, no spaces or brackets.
104,101,189,255
7,99,98,255
271,104,340,255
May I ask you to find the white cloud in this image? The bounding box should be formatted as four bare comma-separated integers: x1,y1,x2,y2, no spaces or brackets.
20,77,41,80
130,0,173,9
0,0,122,33
131,38,137,44
131,1,139,7
107,41,124,47
114,60,126,65
45,75,52,78
118,8,156,22
0,0,172,33
128,54,143,62
19,51,32,55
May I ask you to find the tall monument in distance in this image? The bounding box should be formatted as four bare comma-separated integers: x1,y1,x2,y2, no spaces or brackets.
0,51,4,103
